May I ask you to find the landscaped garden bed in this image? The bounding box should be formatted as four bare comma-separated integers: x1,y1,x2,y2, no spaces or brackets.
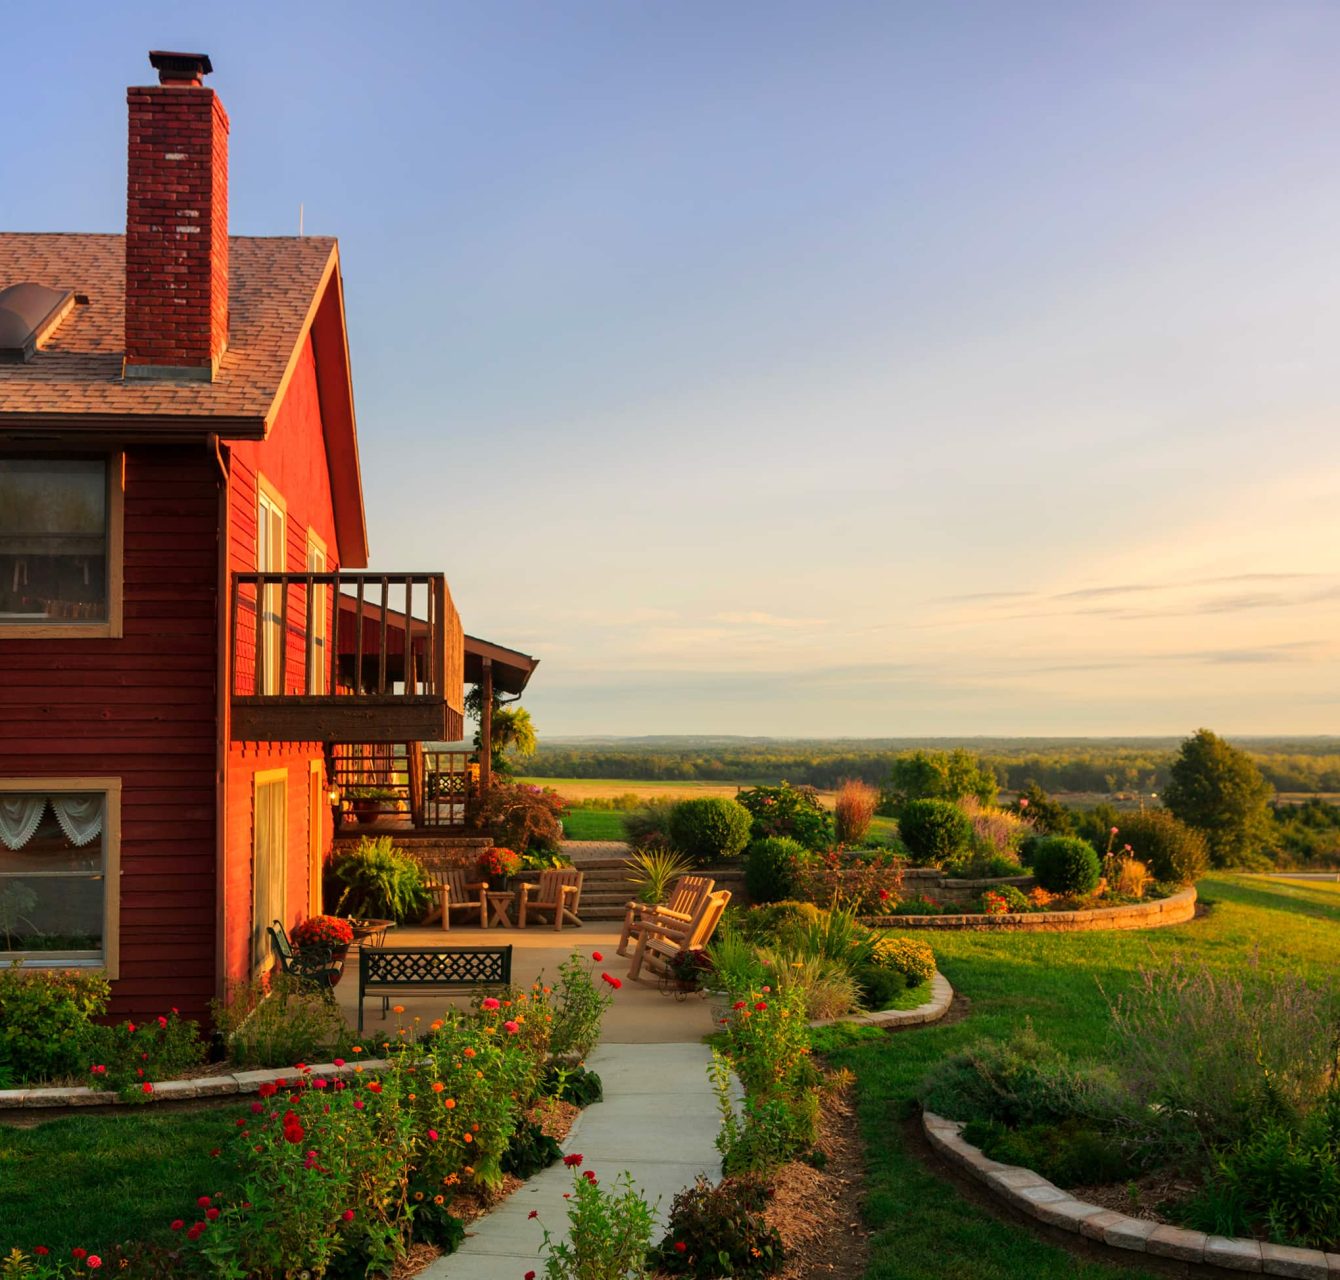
0,949,618,1274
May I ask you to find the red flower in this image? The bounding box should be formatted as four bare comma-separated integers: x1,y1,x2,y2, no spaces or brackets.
205,1208,219,1221
197,1196,211,1208
141,1082,154,1094
342,1209,355,1222
72,1249,87,1260
528,1210,538,1219
157,1016,168,1029
251,1101,264,1114
583,1170,597,1183
427,1129,439,1141
674,1241,687,1253
34,1247,48,1256
258,1082,278,1099
563,1153,583,1167
367,1080,383,1094
878,888,891,900
591,951,603,962
481,996,501,1011
526,1273,536,1280
169,1221,184,1232
600,973,622,989
732,1000,746,1010
87,1258,103,1271
90,1064,106,1075
504,1020,520,1035
333,1058,346,1068
186,1224,205,1241
754,1001,768,1011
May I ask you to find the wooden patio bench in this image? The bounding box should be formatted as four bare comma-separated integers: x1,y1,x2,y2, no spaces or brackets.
356,944,512,1031
617,873,715,956
626,890,731,982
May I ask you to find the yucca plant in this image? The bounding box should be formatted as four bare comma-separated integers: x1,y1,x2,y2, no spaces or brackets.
790,904,881,969
622,848,696,905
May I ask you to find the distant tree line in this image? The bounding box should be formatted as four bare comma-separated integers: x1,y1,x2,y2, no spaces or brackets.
525,741,1340,795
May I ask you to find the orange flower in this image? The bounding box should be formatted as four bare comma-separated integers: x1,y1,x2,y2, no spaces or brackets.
431,1082,445,1093
444,1098,456,1109
392,1005,405,1014
464,1048,476,1059
463,1132,473,1143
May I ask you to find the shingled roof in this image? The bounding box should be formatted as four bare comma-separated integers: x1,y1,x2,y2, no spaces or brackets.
0,233,338,436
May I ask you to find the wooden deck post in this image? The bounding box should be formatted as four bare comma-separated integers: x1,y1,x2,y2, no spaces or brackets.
479,657,493,796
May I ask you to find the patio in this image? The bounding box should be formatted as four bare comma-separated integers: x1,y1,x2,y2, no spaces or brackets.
332,919,720,1044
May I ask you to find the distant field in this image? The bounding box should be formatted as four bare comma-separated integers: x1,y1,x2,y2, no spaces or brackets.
520,777,761,803
560,808,629,841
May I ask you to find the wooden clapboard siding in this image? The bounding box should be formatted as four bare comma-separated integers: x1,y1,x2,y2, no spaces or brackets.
223,333,341,989
0,446,220,1020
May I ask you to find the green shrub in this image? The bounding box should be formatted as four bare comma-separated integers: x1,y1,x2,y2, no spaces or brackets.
889,893,946,915
980,884,1031,914
623,847,696,904
854,964,907,1011
1186,1091,1340,1249
625,798,678,851
735,782,833,850
1030,836,1101,896
0,964,109,1084
869,935,936,985
706,926,768,995
898,799,972,866
473,779,566,853
921,1027,1124,1129
735,900,824,942
329,835,431,922
755,948,862,1019
668,798,753,864
944,849,1025,879
652,1175,785,1277
541,1063,604,1106
501,1117,563,1179
964,1117,1145,1188
214,973,351,1068
744,836,807,903
1115,809,1209,884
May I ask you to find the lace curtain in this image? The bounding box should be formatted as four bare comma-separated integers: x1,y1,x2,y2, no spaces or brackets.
0,796,46,851
0,794,103,850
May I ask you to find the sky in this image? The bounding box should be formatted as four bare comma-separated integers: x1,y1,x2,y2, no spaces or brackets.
4,2,1340,737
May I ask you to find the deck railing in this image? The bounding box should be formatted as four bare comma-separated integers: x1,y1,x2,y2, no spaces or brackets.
332,744,474,830
229,571,463,742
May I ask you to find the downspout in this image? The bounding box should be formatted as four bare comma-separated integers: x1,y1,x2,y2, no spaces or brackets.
210,434,230,1009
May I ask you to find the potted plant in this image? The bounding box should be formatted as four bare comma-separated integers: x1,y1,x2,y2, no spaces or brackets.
289,915,355,984
477,846,522,890
346,785,400,825
664,947,713,1000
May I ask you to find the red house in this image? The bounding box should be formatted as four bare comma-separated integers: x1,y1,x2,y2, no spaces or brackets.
0,53,535,1020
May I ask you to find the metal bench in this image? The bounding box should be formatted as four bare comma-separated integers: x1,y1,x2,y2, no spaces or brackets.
356,944,512,1031
268,919,343,997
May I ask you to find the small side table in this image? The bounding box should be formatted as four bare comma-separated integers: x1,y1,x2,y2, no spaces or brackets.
484,890,516,929
348,918,394,948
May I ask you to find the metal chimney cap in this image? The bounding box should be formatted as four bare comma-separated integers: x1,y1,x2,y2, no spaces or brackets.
147,51,213,86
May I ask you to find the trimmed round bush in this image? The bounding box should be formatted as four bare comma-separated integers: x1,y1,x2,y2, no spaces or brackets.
667,797,753,864
855,964,907,1010
898,799,973,866
736,900,824,942
744,836,807,903
1030,836,1101,896
1115,809,1209,884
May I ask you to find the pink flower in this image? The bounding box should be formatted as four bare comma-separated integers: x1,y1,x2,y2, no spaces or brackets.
157,1016,168,1029
481,997,501,1011
333,1058,346,1068
427,1129,439,1141
504,1020,520,1035
1018,797,1029,808
1110,826,1119,835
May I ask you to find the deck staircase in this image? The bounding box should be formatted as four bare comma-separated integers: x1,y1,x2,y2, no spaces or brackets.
569,855,642,922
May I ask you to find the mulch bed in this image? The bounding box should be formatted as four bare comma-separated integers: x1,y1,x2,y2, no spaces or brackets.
1068,1166,1201,1224
766,1076,871,1280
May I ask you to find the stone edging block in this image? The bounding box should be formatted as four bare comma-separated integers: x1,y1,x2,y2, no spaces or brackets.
921,1111,1335,1277
809,971,954,1030
0,1058,391,1115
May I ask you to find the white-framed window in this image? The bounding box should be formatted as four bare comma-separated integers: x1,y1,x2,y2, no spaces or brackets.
0,778,121,978
256,478,286,696
0,455,124,637
253,770,288,976
306,532,327,695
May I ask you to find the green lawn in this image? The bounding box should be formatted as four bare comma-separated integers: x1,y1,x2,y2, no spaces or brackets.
811,875,1340,1279
561,807,631,841
0,1105,244,1253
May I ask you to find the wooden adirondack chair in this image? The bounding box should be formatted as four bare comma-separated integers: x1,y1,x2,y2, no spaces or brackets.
626,889,731,981
423,866,489,930
617,873,715,956
515,869,584,930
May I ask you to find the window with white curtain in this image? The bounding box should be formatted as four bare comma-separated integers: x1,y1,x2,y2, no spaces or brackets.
0,786,113,968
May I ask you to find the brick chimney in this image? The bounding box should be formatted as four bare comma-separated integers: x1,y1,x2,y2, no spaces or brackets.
123,51,229,381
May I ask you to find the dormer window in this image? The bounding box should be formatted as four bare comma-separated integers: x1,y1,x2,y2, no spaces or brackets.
0,283,74,363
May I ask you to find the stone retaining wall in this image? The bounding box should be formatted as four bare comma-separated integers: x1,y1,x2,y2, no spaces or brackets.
809,971,954,1030
923,1110,1336,1277
865,886,1197,932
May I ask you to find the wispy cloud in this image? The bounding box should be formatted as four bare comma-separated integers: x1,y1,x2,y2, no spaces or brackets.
713,611,827,629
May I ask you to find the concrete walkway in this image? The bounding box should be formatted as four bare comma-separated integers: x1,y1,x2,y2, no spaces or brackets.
419,1041,722,1279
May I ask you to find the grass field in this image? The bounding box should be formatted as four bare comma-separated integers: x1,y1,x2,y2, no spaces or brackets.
522,776,758,802
561,807,631,840
813,875,1340,1279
